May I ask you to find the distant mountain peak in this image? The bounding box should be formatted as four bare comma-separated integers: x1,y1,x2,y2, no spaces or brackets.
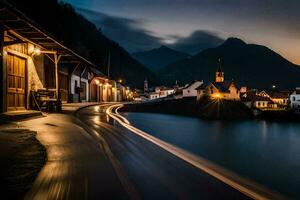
160,38,300,89
132,46,189,72
158,45,169,49
222,37,247,47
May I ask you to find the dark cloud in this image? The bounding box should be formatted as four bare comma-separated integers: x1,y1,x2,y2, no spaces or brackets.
77,8,163,52
77,8,225,54
168,30,224,55
66,0,300,63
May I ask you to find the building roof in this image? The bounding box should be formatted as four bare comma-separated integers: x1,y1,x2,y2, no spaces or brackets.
196,80,237,92
195,83,207,90
242,94,272,102
214,81,236,92
269,91,290,99
257,90,270,97
183,80,203,89
156,86,174,90
0,1,96,67
89,67,107,78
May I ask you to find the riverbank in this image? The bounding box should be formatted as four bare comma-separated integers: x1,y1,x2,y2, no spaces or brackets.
0,129,46,199
121,97,253,120
258,109,300,121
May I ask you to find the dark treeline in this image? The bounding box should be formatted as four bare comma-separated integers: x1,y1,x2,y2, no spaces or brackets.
6,0,158,88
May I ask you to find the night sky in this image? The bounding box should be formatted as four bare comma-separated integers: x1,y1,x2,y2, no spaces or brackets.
64,0,300,65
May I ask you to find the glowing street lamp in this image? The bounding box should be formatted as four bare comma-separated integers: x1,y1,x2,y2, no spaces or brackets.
34,47,41,55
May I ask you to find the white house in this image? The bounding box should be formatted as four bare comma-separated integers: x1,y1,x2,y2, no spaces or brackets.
155,86,175,98
182,80,203,98
149,92,160,100
242,94,272,109
290,88,300,110
70,67,89,103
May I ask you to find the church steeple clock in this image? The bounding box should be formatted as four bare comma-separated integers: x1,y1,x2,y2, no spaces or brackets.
215,59,224,83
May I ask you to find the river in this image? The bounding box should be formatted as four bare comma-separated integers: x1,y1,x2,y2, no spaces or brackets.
122,112,300,199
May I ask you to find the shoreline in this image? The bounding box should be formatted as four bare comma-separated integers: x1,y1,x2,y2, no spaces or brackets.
121,98,300,122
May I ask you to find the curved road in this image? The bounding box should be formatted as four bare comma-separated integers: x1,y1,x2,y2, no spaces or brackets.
22,103,285,199
76,104,257,200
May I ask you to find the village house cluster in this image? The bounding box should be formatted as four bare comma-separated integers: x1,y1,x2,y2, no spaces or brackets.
0,3,134,113
142,62,300,113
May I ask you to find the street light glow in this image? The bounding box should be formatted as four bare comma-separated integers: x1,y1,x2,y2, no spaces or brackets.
34,47,41,56
212,93,222,99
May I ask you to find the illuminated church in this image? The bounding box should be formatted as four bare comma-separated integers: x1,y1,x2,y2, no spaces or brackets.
197,61,240,100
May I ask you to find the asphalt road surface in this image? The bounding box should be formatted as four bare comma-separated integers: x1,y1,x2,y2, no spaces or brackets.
75,104,253,200
20,103,284,200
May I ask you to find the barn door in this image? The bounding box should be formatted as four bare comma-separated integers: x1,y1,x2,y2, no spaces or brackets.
6,54,26,111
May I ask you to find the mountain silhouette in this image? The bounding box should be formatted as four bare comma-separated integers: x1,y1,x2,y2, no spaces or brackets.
132,46,190,72
159,38,300,89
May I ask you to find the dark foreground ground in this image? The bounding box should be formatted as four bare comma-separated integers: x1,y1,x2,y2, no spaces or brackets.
0,129,46,199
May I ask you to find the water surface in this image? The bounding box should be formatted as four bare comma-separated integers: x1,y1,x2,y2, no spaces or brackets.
122,112,300,199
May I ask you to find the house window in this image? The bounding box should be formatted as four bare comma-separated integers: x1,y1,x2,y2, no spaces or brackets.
292,97,296,101
258,102,261,107
188,90,190,93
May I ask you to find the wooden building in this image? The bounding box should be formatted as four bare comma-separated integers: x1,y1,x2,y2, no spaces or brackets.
0,2,106,112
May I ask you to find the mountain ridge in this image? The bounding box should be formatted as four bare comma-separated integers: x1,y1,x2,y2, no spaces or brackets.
132,46,190,72
159,37,300,89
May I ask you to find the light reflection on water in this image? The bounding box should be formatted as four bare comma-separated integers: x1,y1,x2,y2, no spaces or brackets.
122,112,300,199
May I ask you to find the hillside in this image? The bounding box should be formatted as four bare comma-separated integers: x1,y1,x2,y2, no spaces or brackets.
6,0,158,88
132,46,190,72
160,38,300,89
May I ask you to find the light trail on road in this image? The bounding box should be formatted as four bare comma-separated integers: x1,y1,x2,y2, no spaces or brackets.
106,104,287,200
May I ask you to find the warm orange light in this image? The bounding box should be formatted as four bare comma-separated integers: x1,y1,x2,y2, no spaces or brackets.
212,93,222,99
28,45,35,54
34,47,41,55
95,80,100,85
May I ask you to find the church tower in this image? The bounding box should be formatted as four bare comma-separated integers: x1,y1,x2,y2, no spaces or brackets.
215,59,224,83
144,79,148,92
